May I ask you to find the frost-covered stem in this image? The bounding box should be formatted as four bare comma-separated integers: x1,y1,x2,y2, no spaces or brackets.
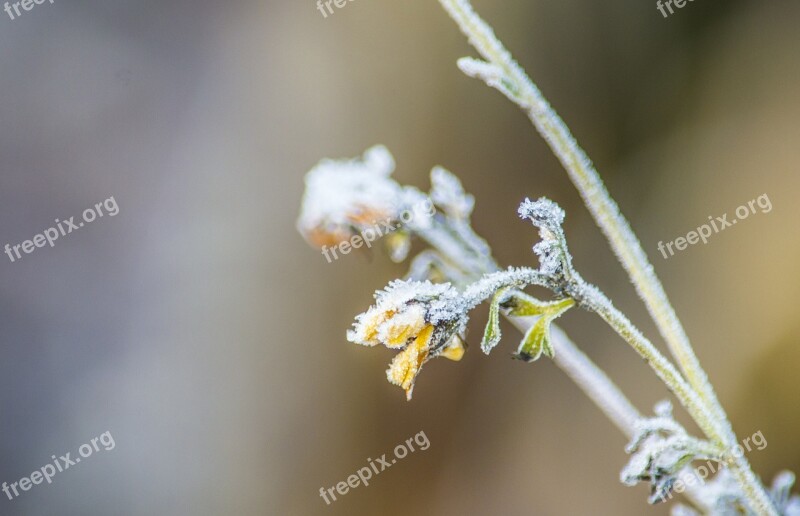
437,0,727,431
567,278,723,444
462,268,552,310
437,2,776,511
567,277,777,515
421,217,722,512
728,454,782,516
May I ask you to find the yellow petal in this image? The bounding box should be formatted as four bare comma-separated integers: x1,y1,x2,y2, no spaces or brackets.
379,305,426,348
386,325,434,400
439,335,465,362
352,308,395,346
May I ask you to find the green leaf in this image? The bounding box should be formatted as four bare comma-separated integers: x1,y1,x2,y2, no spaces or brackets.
481,286,511,354
501,291,547,316
514,317,549,362
511,297,574,361
503,293,575,318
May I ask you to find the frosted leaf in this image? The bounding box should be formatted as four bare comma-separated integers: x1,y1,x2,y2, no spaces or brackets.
771,471,800,515
297,145,404,247
683,469,746,515
532,240,563,277
430,166,475,219
347,279,469,399
517,197,573,278
622,401,719,505
785,497,800,516
480,287,511,354
457,57,502,83
518,197,565,229
456,57,521,104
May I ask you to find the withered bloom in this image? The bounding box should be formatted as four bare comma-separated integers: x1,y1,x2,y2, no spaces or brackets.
297,145,403,249
347,280,468,400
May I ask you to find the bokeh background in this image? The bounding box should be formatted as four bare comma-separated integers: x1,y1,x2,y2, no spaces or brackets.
0,0,798,514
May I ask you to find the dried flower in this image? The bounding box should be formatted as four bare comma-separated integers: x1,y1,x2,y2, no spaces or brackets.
297,145,403,248
347,279,468,399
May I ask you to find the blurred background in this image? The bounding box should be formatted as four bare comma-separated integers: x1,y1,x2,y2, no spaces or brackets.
0,0,798,514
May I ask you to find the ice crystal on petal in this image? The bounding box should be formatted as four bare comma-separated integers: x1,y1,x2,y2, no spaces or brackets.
347,279,469,399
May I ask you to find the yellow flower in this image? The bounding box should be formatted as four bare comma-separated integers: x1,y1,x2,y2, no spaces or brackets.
348,280,468,400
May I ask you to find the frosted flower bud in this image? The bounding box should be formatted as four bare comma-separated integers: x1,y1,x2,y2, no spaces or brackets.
297,145,403,248
347,279,468,400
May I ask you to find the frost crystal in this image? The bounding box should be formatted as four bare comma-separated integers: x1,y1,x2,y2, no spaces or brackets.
517,197,573,279
518,197,565,230
622,401,718,505
297,145,403,247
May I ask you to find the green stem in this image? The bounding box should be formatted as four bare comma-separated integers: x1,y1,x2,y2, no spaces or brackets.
565,275,777,515
438,0,728,429
566,277,724,445
436,1,776,513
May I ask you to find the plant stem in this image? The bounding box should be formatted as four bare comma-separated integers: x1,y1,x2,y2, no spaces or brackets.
566,275,777,514
565,277,725,444
437,0,728,430
420,217,714,513
436,1,777,513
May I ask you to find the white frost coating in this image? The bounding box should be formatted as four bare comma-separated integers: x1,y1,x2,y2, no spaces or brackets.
518,197,565,228
456,57,500,82
456,57,518,101
439,3,741,484
347,279,468,347
297,145,402,239
678,469,744,515
399,187,436,232
770,472,800,516
462,267,548,310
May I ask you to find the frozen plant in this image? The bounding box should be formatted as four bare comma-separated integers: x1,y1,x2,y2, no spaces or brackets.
297,1,796,513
